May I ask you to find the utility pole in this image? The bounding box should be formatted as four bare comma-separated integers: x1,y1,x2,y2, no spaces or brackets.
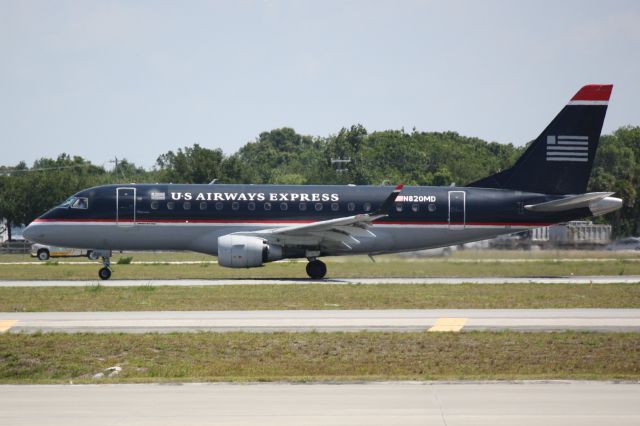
109,157,126,180
330,157,351,173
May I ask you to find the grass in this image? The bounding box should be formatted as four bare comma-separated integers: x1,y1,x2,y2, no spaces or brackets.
1,283,639,312
2,250,640,280
2,257,640,280
0,331,638,383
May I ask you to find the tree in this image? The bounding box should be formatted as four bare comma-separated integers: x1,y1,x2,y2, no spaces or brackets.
323,125,369,184
156,144,225,184
0,176,19,241
236,128,323,184
589,126,640,236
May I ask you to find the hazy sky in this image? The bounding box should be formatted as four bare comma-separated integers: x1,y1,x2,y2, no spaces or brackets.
2,0,639,169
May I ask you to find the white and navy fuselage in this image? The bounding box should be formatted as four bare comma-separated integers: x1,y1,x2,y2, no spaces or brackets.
22,84,622,277
23,183,611,256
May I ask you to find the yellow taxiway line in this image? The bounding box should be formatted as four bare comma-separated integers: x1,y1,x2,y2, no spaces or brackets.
428,317,467,332
0,320,17,333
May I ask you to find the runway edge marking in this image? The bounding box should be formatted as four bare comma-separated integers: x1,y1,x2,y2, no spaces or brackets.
428,317,467,332
0,320,17,333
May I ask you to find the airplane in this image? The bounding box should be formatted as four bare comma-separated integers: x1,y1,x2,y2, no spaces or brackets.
23,84,622,280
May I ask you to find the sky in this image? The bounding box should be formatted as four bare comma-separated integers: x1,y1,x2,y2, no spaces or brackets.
1,0,639,170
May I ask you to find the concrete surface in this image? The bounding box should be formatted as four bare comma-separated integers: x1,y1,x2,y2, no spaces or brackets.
2,309,639,333
1,275,639,286
1,381,638,426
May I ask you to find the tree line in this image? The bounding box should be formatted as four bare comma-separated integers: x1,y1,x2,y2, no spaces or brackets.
1,125,638,240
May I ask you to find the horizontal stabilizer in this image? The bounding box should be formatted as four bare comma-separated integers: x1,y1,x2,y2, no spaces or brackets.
524,192,614,212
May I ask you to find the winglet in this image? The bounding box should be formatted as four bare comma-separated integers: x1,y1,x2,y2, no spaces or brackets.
375,184,404,215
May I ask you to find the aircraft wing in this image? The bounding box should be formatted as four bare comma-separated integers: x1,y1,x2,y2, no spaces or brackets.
234,184,403,250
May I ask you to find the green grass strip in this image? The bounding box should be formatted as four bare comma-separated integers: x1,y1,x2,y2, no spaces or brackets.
1,331,638,383
2,284,640,312
2,258,640,280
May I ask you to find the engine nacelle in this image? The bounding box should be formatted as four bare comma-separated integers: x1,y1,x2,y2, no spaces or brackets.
217,235,283,268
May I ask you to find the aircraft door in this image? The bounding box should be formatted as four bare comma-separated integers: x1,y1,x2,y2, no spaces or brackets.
116,187,136,226
448,191,466,230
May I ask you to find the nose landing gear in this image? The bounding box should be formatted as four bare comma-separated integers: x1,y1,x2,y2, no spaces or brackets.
93,250,113,280
98,264,111,280
306,258,327,279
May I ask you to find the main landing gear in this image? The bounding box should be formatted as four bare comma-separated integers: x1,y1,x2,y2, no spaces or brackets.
99,255,111,280
306,259,327,279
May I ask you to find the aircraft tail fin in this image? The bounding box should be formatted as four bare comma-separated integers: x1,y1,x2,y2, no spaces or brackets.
469,84,612,194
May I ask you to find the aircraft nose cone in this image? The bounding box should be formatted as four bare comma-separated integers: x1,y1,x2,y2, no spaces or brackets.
22,223,37,242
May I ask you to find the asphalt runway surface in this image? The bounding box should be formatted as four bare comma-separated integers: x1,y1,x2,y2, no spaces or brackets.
2,308,639,333
1,382,639,425
1,275,640,286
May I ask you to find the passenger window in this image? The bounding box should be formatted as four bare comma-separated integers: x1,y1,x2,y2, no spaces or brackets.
299,202,307,211
215,202,223,211
70,197,89,209
363,202,372,212
183,201,191,210
315,203,323,211
395,203,403,212
248,202,256,211
264,202,272,211
347,202,355,212
331,203,339,211
428,203,437,212
199,202,207,210
151,201,159,210
232,202,239,211
280,202,288,211
411,203,419,212
167,201,175,210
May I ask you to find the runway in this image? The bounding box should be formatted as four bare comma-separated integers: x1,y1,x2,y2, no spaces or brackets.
1,275,640,286
2,308,639,333
1,382,639,425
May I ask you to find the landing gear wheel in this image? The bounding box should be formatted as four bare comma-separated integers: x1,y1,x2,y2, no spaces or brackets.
306,259,327,279
98,267,112,280
37,249,50,261
98,255,112,280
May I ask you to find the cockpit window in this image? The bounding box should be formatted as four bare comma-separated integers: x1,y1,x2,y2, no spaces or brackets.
70,197,89,209
59,197,76,208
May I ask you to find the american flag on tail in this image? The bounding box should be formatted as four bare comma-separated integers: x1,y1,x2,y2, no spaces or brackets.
546,135,589,162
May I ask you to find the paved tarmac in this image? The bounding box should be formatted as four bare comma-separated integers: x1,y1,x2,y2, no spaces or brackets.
2,308,639,333
1,275,639,286
1,382,638,425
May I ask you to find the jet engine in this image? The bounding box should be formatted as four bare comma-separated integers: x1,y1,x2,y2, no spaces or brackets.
217,235,283,268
